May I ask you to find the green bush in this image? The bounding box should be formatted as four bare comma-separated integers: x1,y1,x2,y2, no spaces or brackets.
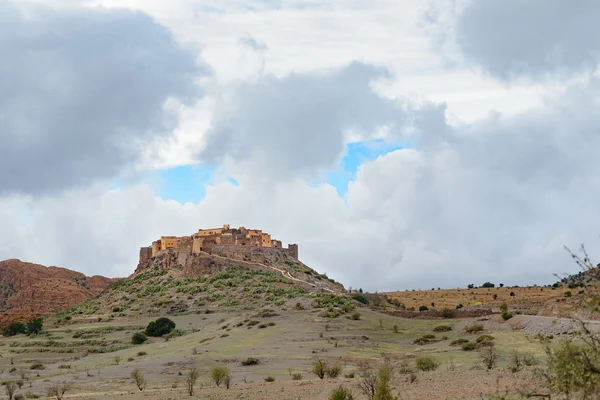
462,342,478,351
352,293,369,305
326,364,343,378
351,312,361,320
26,318,43,335
131,332,148,345
3,322,26,336
30,363,45,370
264,376,275,382
476,334,494,343
329,385,355,400
241,357,260,366
464,324,484,333
440,308,454,318
433,325,452,332
499,303,513,320
145,317,176,337
450,338,470,346
415,356,439,371
210,366,231,388
419,305,429,311
482,282,495,288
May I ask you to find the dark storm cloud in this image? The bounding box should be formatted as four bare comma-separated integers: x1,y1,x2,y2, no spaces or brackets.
0,3,208,195
201,62,408,180
453,0,600,80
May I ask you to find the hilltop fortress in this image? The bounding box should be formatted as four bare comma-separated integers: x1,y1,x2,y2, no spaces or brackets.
138,225,298,267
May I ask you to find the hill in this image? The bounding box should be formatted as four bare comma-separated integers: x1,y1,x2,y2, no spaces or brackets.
0,249,551,400
62,249,345,318
0,259,116,314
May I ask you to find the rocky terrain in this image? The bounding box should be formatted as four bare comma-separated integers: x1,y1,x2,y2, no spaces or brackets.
0,259,116,314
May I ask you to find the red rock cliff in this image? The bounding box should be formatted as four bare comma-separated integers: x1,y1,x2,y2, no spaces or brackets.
0,259,117,314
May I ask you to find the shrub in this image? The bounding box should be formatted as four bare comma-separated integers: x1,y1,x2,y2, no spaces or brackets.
26,318,43,335
292,373,303,380
352,293,369,305
131,332,147,345
131,368,146,391
312,359,327,379
326,364,343,378
462,342,478,351
419,305,429,312
480,344,499,370
351,312,361,321
464,324,484,333
564,291,572,298
509,292,515,297
47,381,70,400
241,357,260,366
3,322,26,337
30,363,45,370
264,376,275,382
440,308,454,318
145,317,176,337
345,373,355,378
476,334,494,344
415,356,439,371
433,325,452,332
210,366,231,388
329,385,355,400
137,351,147,356
456,304,464,309
482,282,495,288
499,303,513,320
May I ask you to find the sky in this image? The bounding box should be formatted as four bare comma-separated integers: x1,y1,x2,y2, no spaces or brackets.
2,0,600,291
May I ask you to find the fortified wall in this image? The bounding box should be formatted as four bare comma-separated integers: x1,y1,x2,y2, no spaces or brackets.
138,225,298,268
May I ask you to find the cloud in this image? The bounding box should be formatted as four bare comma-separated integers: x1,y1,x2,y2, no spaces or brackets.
201,62,410,183
3,76,600,290
238,34,267,52
434,0,600,80
0,2,207,195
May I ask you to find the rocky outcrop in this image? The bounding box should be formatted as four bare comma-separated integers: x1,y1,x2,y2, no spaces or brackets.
0,259,117,314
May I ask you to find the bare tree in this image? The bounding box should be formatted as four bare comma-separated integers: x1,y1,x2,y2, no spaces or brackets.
5,381,16,400
131,368,146,392
357,361,377,400
480,344,499,370
48,381,70,400
186,368,200,396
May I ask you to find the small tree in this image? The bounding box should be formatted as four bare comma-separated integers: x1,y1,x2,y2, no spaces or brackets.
186,368,200,396
131,368,146,391
373,362,396,400
418,305,429,312
145,317,176,337
5,381,16,400
312,359,327,379
210,366,231,388
48,381,70,400
357,361,377,400
482,282,495,288
26,318,43,335
480,344,499,370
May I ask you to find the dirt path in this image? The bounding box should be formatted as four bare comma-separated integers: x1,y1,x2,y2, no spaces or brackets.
199,251,336,293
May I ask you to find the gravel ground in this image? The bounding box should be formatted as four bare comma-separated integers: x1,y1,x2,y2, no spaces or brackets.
510,314,600,335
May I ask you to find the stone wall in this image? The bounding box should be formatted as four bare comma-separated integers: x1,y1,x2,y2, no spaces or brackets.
139,247,152,264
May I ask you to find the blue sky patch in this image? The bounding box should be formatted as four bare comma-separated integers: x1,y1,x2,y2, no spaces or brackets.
324,139,404,197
